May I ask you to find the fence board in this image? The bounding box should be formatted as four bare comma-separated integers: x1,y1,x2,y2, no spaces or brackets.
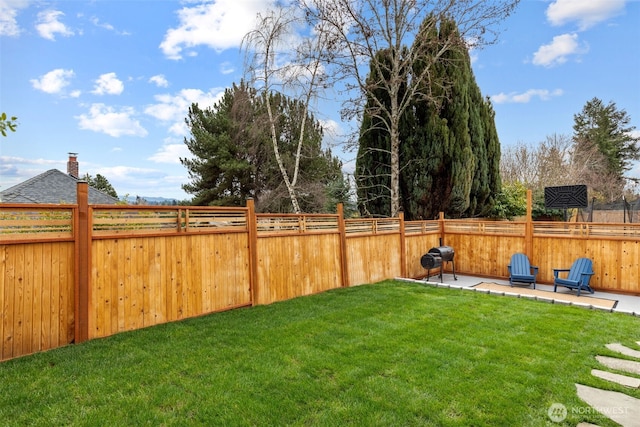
90,233,251,339
346,233,402,286
49,245,58,350
444,234,526,278
23,243,34,356
530,235,640,294
620,241,640,293
29,243,41,354
255,233,342,305
0,247,4,358
40,243,52,351
2,245,14,359
0,241,74,361
404,233,442,279
14,245,25,356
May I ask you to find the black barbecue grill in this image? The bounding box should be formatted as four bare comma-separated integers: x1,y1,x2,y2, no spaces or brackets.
420,245,457,282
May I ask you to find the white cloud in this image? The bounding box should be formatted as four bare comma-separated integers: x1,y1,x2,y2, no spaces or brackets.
0,0,29,37
532,33,587,67
90,16,114,31
92,165,188,198
149,74,169,88
76,103,148,137
220,61,235,75
30,68,75,94
491,89,564,104
546,0,626,30
145,88,224,136
319,118,343,150
0,155,62,167
95,165,164,181
90,16,130,36
91,72,124,95
159,0,276,60
149,142,191,164
35,10,74,40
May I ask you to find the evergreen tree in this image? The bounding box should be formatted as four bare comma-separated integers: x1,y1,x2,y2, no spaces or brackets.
358,17,500,220
181,82,347,212
181,81,264,207
573,97,639,196
302,0,519,217
466,95,501,217
83,173,118,198
355,49,395,217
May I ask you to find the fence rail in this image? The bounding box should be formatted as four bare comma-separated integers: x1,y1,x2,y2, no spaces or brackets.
91,206,249,236
256,214,339,234
0,205,75,242
533,221,640,238
344,218,401,235
404,221,440,235
2,184,640,362
445,220,525,236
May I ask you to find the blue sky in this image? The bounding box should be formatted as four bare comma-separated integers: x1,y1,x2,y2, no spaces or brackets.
1,0,639,201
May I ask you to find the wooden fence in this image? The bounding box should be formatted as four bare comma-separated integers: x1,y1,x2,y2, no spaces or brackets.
2,183,640,361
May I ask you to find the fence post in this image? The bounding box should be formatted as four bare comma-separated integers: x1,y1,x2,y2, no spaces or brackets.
246,199,259,305
75,182,90,343
337,203,349,287
399,212,406,278
525,189,533,259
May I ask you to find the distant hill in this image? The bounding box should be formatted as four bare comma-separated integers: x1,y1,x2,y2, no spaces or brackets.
125,196,183,205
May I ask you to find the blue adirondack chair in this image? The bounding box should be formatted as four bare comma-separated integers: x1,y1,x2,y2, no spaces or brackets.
553,257,595,296
508,253,538,288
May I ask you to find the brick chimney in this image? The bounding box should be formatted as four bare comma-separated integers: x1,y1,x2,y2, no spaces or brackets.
67,153,79,178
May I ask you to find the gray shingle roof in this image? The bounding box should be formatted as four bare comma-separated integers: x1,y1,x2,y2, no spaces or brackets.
0,169,119,204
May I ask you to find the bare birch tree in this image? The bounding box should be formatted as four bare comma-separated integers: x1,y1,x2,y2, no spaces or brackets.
243,6,330,213
299,0,520,216
500,142,542,187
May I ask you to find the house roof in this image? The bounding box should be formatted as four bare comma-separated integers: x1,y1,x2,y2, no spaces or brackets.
0,169,119,204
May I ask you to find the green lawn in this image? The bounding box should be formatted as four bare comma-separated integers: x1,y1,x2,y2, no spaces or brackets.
1,280,639,426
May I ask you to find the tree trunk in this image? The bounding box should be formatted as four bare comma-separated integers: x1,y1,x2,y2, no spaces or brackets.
267,100,301,213
390,119,401,217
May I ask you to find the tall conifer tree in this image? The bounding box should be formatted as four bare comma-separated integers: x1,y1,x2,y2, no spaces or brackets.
572,97,639,198
357,17,500,219
356,49,402,217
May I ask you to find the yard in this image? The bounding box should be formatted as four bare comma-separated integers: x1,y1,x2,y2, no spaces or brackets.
1,280,638,426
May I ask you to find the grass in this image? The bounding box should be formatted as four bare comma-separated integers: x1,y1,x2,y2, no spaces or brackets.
1,280,639,426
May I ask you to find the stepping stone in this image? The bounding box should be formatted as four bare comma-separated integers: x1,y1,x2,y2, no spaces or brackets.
596,355,640,375
592,369,640,388
576,384,640,427
577,423,601,427
607,343,640,359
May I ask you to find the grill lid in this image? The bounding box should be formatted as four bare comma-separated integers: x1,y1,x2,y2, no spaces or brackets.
428,245,454,261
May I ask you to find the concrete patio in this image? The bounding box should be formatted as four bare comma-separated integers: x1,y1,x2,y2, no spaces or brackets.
401,273,640,314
